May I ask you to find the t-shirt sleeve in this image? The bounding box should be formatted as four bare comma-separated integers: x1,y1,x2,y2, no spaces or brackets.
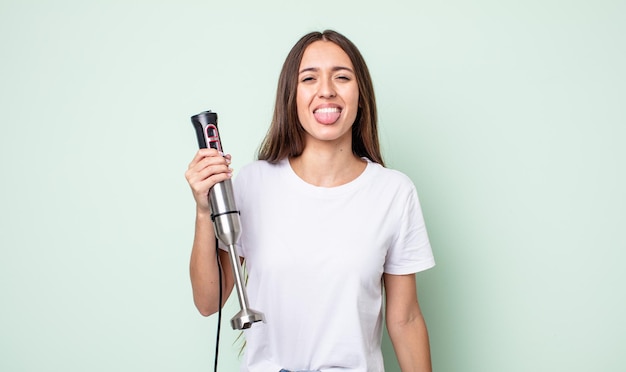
383,183,435,275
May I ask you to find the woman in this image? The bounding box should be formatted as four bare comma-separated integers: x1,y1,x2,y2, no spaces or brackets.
185,30,435,372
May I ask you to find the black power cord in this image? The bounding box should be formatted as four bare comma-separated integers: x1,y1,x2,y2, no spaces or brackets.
214,237,223,372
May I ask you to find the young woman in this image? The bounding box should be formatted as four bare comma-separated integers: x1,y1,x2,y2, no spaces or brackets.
185,30,435,372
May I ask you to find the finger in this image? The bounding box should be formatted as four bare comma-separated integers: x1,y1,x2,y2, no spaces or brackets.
187,148,223,168
193,156,230,175
186,156,232,185
189,170,233,202
191,163,232,185
187,155,228,178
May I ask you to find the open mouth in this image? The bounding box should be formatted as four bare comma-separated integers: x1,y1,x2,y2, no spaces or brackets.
313,107,342,124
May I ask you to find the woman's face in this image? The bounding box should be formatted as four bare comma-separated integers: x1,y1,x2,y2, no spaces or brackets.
296,40,359,148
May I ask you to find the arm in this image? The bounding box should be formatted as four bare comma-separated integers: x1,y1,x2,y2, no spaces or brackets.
383,273,432,372
185,148,236,316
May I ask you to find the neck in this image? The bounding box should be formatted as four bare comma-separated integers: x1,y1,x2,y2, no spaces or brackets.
289,142,366,187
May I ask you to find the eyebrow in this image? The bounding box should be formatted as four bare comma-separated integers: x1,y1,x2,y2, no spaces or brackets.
299,66,355,74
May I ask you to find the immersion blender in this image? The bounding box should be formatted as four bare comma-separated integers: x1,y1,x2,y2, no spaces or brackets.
191,110,265,330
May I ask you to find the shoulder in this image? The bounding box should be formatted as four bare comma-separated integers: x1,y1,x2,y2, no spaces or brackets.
365,161,417,193
234,159,285,185
361,162,426,214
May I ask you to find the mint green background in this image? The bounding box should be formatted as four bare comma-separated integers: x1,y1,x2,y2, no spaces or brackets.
1,1,624,371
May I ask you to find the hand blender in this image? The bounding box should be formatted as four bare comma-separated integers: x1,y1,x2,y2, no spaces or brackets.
191,110,265,330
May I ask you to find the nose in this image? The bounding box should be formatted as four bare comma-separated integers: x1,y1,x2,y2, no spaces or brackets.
318,76,336,98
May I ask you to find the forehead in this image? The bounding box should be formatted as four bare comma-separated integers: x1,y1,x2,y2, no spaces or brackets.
299,40,354,70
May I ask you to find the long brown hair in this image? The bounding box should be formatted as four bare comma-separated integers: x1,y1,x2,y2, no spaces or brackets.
257,30,384,166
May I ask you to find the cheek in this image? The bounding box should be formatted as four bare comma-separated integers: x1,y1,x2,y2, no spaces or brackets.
296,86,309,111
295,89,309,125
345,84,360,107
348,89,360,113
348,92,360,123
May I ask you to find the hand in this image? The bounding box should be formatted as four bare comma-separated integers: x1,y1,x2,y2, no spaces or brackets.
185,148,232,213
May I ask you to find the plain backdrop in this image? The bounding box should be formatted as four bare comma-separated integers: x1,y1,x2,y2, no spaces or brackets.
1,0,624,371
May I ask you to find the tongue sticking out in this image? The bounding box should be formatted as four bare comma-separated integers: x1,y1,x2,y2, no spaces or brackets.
314,109,341,124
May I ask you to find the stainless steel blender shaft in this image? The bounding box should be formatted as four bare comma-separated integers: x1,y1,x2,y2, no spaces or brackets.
210,179,265,330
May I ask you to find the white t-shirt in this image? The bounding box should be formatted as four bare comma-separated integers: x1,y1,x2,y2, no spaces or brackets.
225,158,435,372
